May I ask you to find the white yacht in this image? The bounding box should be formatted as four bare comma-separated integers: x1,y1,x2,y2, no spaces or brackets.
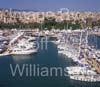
11,38,38,55
66,66,100,82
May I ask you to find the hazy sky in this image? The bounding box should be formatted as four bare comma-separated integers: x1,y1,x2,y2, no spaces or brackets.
0,0,99,11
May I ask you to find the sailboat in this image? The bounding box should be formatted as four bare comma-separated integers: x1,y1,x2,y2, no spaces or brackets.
66,29,100,82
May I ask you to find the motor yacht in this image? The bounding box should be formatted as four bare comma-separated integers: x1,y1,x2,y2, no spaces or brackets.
11,38,38,55
66,66,100,82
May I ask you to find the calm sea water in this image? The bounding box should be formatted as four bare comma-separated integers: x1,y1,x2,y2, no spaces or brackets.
0,38,100,87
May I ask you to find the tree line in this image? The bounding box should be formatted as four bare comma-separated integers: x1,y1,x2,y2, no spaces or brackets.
0,17,100,30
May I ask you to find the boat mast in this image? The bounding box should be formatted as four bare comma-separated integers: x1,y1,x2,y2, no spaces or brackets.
78,30,83,57
85,30,88,52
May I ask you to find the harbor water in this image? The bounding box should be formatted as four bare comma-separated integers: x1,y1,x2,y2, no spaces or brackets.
0,38,100,87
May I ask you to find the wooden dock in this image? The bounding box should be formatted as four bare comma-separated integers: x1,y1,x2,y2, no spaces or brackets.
84,54,100,74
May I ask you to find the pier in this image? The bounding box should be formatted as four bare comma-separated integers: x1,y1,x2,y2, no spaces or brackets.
84,53,100,74
0,31,24,56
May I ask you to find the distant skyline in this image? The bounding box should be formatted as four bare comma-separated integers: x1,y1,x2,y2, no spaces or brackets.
0,0,100,12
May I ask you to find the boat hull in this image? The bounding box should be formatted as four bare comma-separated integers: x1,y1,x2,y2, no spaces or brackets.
11,49,37,55
69,75,100,82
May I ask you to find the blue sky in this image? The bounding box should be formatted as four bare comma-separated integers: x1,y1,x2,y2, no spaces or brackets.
0,0,100,11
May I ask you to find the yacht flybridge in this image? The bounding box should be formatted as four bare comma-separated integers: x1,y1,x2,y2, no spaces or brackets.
11,39,37,55
11,36,38,55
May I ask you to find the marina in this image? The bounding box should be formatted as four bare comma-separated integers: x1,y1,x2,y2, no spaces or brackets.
0,32,100,87
0,29,100,87
0,0,100,86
